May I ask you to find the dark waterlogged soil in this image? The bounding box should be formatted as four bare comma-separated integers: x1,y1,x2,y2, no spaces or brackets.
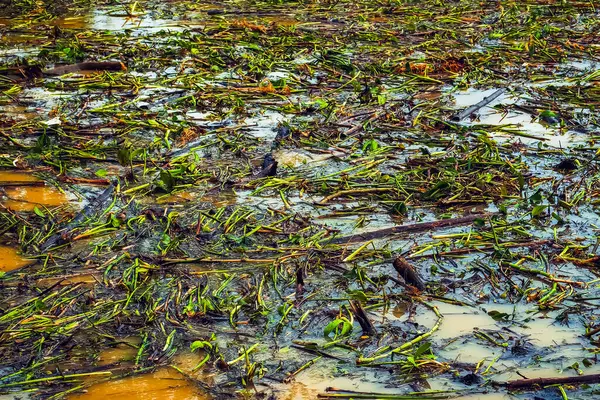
1,0,600,399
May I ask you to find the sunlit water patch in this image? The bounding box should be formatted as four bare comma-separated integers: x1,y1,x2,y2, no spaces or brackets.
450,88,586,147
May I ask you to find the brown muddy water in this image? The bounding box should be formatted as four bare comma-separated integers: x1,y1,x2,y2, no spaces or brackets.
0,171,68,211
1,0,600,399
0,246,33,272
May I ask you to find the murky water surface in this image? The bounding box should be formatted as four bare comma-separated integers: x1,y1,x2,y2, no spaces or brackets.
1,0,600,399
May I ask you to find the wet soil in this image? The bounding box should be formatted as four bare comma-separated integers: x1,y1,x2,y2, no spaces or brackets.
1,0,600,399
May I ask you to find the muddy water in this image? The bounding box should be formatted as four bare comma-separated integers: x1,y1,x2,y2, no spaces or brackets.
0,246,34,272
97,338,141,366
37,273,100,287
68,368,208,400
278,367,397,399
3,186,68,211
0,171,68,211
70,351,212,400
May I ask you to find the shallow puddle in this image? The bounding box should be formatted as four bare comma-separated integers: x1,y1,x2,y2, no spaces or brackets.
439,341,502,364
455,394,512,400
513,317,581,347
415,303,499,341
69,349,214,399
0,246,34,272
37,273,100,287
68,367,209,400
3,186,68,211
0,171,68,211
279,368,398,399
97,337,141,366
450,88,581,147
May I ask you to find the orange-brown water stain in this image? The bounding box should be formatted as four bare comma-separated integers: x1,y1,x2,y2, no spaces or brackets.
3,186,68,211
0,171,41,183
36,272,101,288
97,337,142,366
0,246,34,272
157,190,196,204
69,351,213,400
0,171,68,211
0,104,39,121
68,367,210,400
199,191,237,208
52,16,89,29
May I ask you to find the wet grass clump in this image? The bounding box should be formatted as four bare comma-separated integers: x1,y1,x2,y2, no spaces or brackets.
1,0,600,399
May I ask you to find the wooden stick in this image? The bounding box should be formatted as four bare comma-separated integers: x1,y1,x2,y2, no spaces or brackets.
326,213,492,244
409,239,552,259
44,62,126,76
450,88,506,122
501,373,600,390
392,257,425,290
348,300,376,335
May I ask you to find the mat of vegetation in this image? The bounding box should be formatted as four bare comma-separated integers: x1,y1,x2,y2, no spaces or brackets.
1,0,600,399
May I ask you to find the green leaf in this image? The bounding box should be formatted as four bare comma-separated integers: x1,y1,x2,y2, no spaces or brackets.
415,342,432,357
117,147,131,166
529,189,543,204
473,218,486,227
95,169,108,177
348,290,368,303
324,319,342,337
190,340,213,352
159,169,174,192
324,318,353,338
391,201,408,216
539,110,557,118
531,204,548,218
33,206,45,218
488,310,510,321
110,215,121,227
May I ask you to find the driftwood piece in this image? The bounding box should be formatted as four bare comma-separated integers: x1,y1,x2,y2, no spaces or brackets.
348,300,376,335
450,88,506,122
0,62,126,81
502,373,600,390
327,213,491,245
44,62,127,76
392,256,425,290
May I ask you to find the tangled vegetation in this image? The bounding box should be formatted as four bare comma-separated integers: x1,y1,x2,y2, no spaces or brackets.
1,0,600,399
